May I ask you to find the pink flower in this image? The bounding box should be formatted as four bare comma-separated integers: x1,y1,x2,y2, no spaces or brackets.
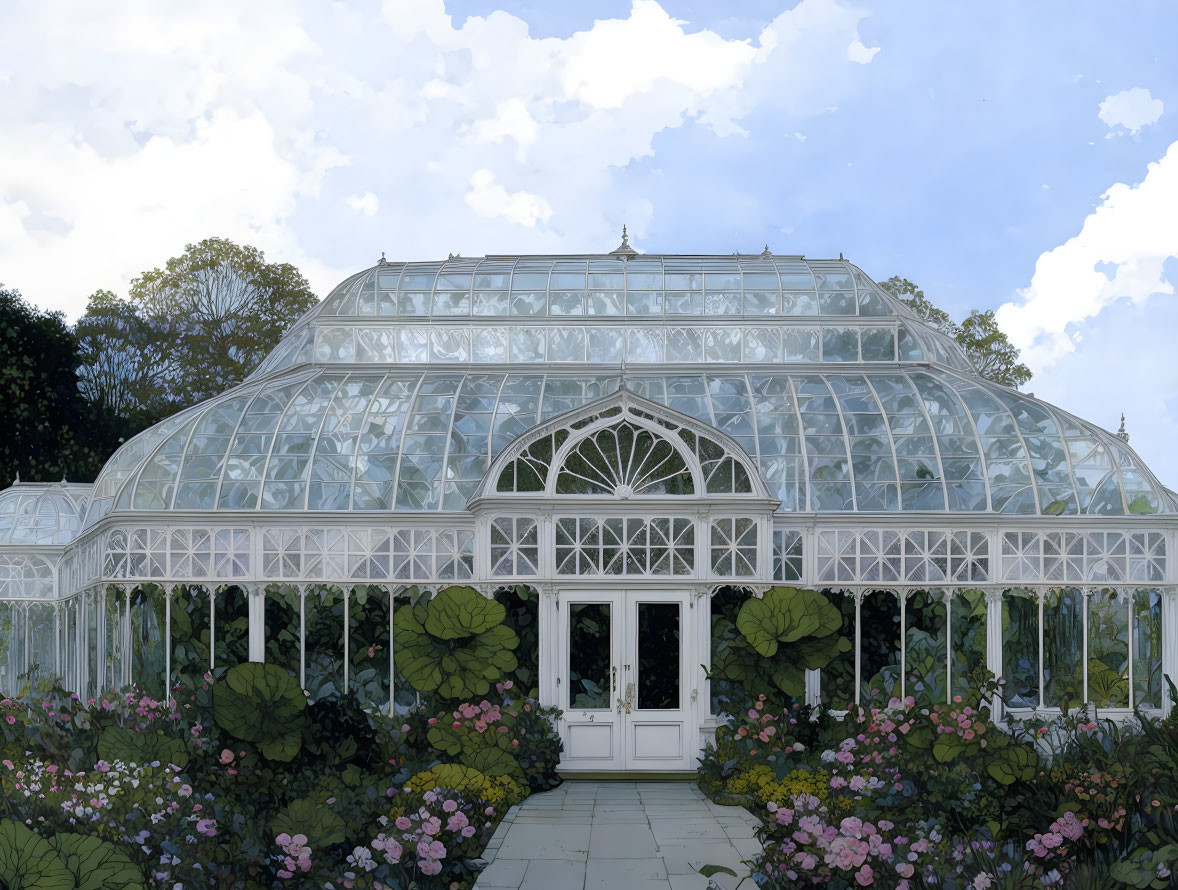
443,798,458,812
419,859,442,875
196,818,217,837
395,816,412,830
855,864,874,886
219,749,234,764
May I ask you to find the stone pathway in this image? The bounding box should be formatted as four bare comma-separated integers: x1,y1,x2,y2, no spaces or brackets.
473,781,762,890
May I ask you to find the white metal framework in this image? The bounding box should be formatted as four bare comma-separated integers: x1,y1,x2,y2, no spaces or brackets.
0,251,1174,743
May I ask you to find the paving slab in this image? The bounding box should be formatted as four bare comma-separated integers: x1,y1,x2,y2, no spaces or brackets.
473,781,760,890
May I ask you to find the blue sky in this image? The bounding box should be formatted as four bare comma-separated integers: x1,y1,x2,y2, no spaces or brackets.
2,0,1177,488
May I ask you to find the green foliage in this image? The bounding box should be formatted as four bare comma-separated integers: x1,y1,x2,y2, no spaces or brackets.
736,587,842,657
879,276,1033,388
270,797,347,850
76,238,317,423
212,662,308,761
461,746,527,785
0,819,73,890
49,834,145,890
985,741,1039,785
1110,839,1178,888
395,587,519,700
97,725,189,770
0,285,120,483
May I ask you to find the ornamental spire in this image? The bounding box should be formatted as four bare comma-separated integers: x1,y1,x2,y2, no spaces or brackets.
1116,413,1130,443
609,225,637,257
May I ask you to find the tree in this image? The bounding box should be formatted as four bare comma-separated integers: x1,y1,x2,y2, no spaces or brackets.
76,238,317,424
879,276,1032,389
0,285,118,483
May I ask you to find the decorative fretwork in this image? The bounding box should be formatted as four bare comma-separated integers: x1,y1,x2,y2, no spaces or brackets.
260,527,473,581
710,518,758,576
772,529,804,582
493,397,756,498
816,529,990,584
1001,531,1165,584
490,517,538,577
0,555,55,599
555,516,694,576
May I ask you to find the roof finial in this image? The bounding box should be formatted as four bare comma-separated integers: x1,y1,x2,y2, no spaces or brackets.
1116,413,1130,443
12,472,19,485
761,244,772,257
609,225,637,257
377,251,388,266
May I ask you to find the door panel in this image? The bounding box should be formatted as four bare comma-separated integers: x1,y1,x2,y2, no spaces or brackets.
557,589,695,772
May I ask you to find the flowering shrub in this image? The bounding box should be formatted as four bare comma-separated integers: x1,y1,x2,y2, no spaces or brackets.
727,764,833,809
407,763,528,808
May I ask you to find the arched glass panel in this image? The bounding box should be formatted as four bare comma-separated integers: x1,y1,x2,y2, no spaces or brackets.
557,422,693,496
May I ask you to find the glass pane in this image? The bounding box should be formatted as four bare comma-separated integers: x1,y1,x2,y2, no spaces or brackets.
0,602,11,695
820,594,856,710
217,586,250,670
950,590,988,700
264,586,302,682
1044,587,1084,709
905,591,945,707
1002,591,1038,707
1134,588,1163,708
637,603,680,710
349,587,391,705
1088,588,1129,707
131,586,165,699
861,591,901,703
569,603,611,709
305,586,345,700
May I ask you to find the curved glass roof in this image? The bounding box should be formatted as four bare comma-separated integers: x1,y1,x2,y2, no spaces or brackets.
82,367,1176,523
0,483,90,545
249,256,974,377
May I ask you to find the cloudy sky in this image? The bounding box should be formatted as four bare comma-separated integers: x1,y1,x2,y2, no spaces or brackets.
3,0,1177,487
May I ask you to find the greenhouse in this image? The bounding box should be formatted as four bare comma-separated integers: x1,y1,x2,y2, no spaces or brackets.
1,244,1175,773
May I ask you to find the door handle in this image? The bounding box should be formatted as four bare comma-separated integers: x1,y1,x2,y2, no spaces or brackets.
612,665,617,694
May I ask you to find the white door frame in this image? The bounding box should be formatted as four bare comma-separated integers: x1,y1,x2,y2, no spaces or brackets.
544,584,699,772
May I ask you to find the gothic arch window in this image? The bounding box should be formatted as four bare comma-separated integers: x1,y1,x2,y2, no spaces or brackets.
486,392,762,500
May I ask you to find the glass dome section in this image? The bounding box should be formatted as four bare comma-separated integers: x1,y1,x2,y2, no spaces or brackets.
248,256,975,378
0,483,90,545
83,368,1176,518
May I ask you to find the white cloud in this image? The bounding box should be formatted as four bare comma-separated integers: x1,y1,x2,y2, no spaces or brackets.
0,0,880,317
465,169,553,227
1098,87,1164,135
995,140,1178,369
347,192,379,216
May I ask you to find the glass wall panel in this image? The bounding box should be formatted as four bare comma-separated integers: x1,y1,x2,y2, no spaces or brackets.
87,592,98,698
304,585,345,700
0,601,11,694
820,593,856,710
1044,587,1084,709
391,592,420,714
1002,590,1038,708
950,590,988,699
264,585,302,681
130,585,165,700
171,585,210,690
349,586,391,705
861,591,901,703
217,586,250,670
1087,588,1129,708
569,602,611,709
104,590,124,691
1133,588,1163,709
498,586,539,696
637,602,679,710
905,591,946,706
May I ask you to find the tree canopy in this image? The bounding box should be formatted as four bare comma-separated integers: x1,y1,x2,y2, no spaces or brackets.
0,286,120,483
76,237,317,426
880,276,1032,389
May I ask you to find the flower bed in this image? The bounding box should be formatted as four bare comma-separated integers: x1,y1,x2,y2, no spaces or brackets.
0,669,562,888
698,688,1178,889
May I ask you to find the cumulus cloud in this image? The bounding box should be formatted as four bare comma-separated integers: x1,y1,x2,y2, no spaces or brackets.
346,192,380,216
995,140,1178,369
0,0,880,316
465,169,553,226
1098,87,1164,135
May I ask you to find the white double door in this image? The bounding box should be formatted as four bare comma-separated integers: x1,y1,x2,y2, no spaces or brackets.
554,588,697,772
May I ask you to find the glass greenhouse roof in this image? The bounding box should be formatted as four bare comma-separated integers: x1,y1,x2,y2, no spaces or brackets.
249,256,975,377
82,368,1175,524
0,483,90,546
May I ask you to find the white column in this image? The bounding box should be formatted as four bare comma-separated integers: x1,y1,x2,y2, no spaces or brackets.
1038,589,1046,711
943,589,953,705
1081,587,1091,706
299,587,307,688
985,588,1003,722
343,588,351,693
209,588,217,673
899,591,907,702
853,590,863,706
388,587,396,715
1162,588,1177,715
164,588,173,705
248,585,265,663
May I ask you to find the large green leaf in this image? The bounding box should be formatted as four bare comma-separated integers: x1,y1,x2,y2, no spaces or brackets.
462,746,527,785
423,586,507,639
50,834,145,890
0,820,73,890
395,591,518,700
736,588,842,657
271,798,346,850
97,726,189,770
212,662,307,762
986,743,1038,785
